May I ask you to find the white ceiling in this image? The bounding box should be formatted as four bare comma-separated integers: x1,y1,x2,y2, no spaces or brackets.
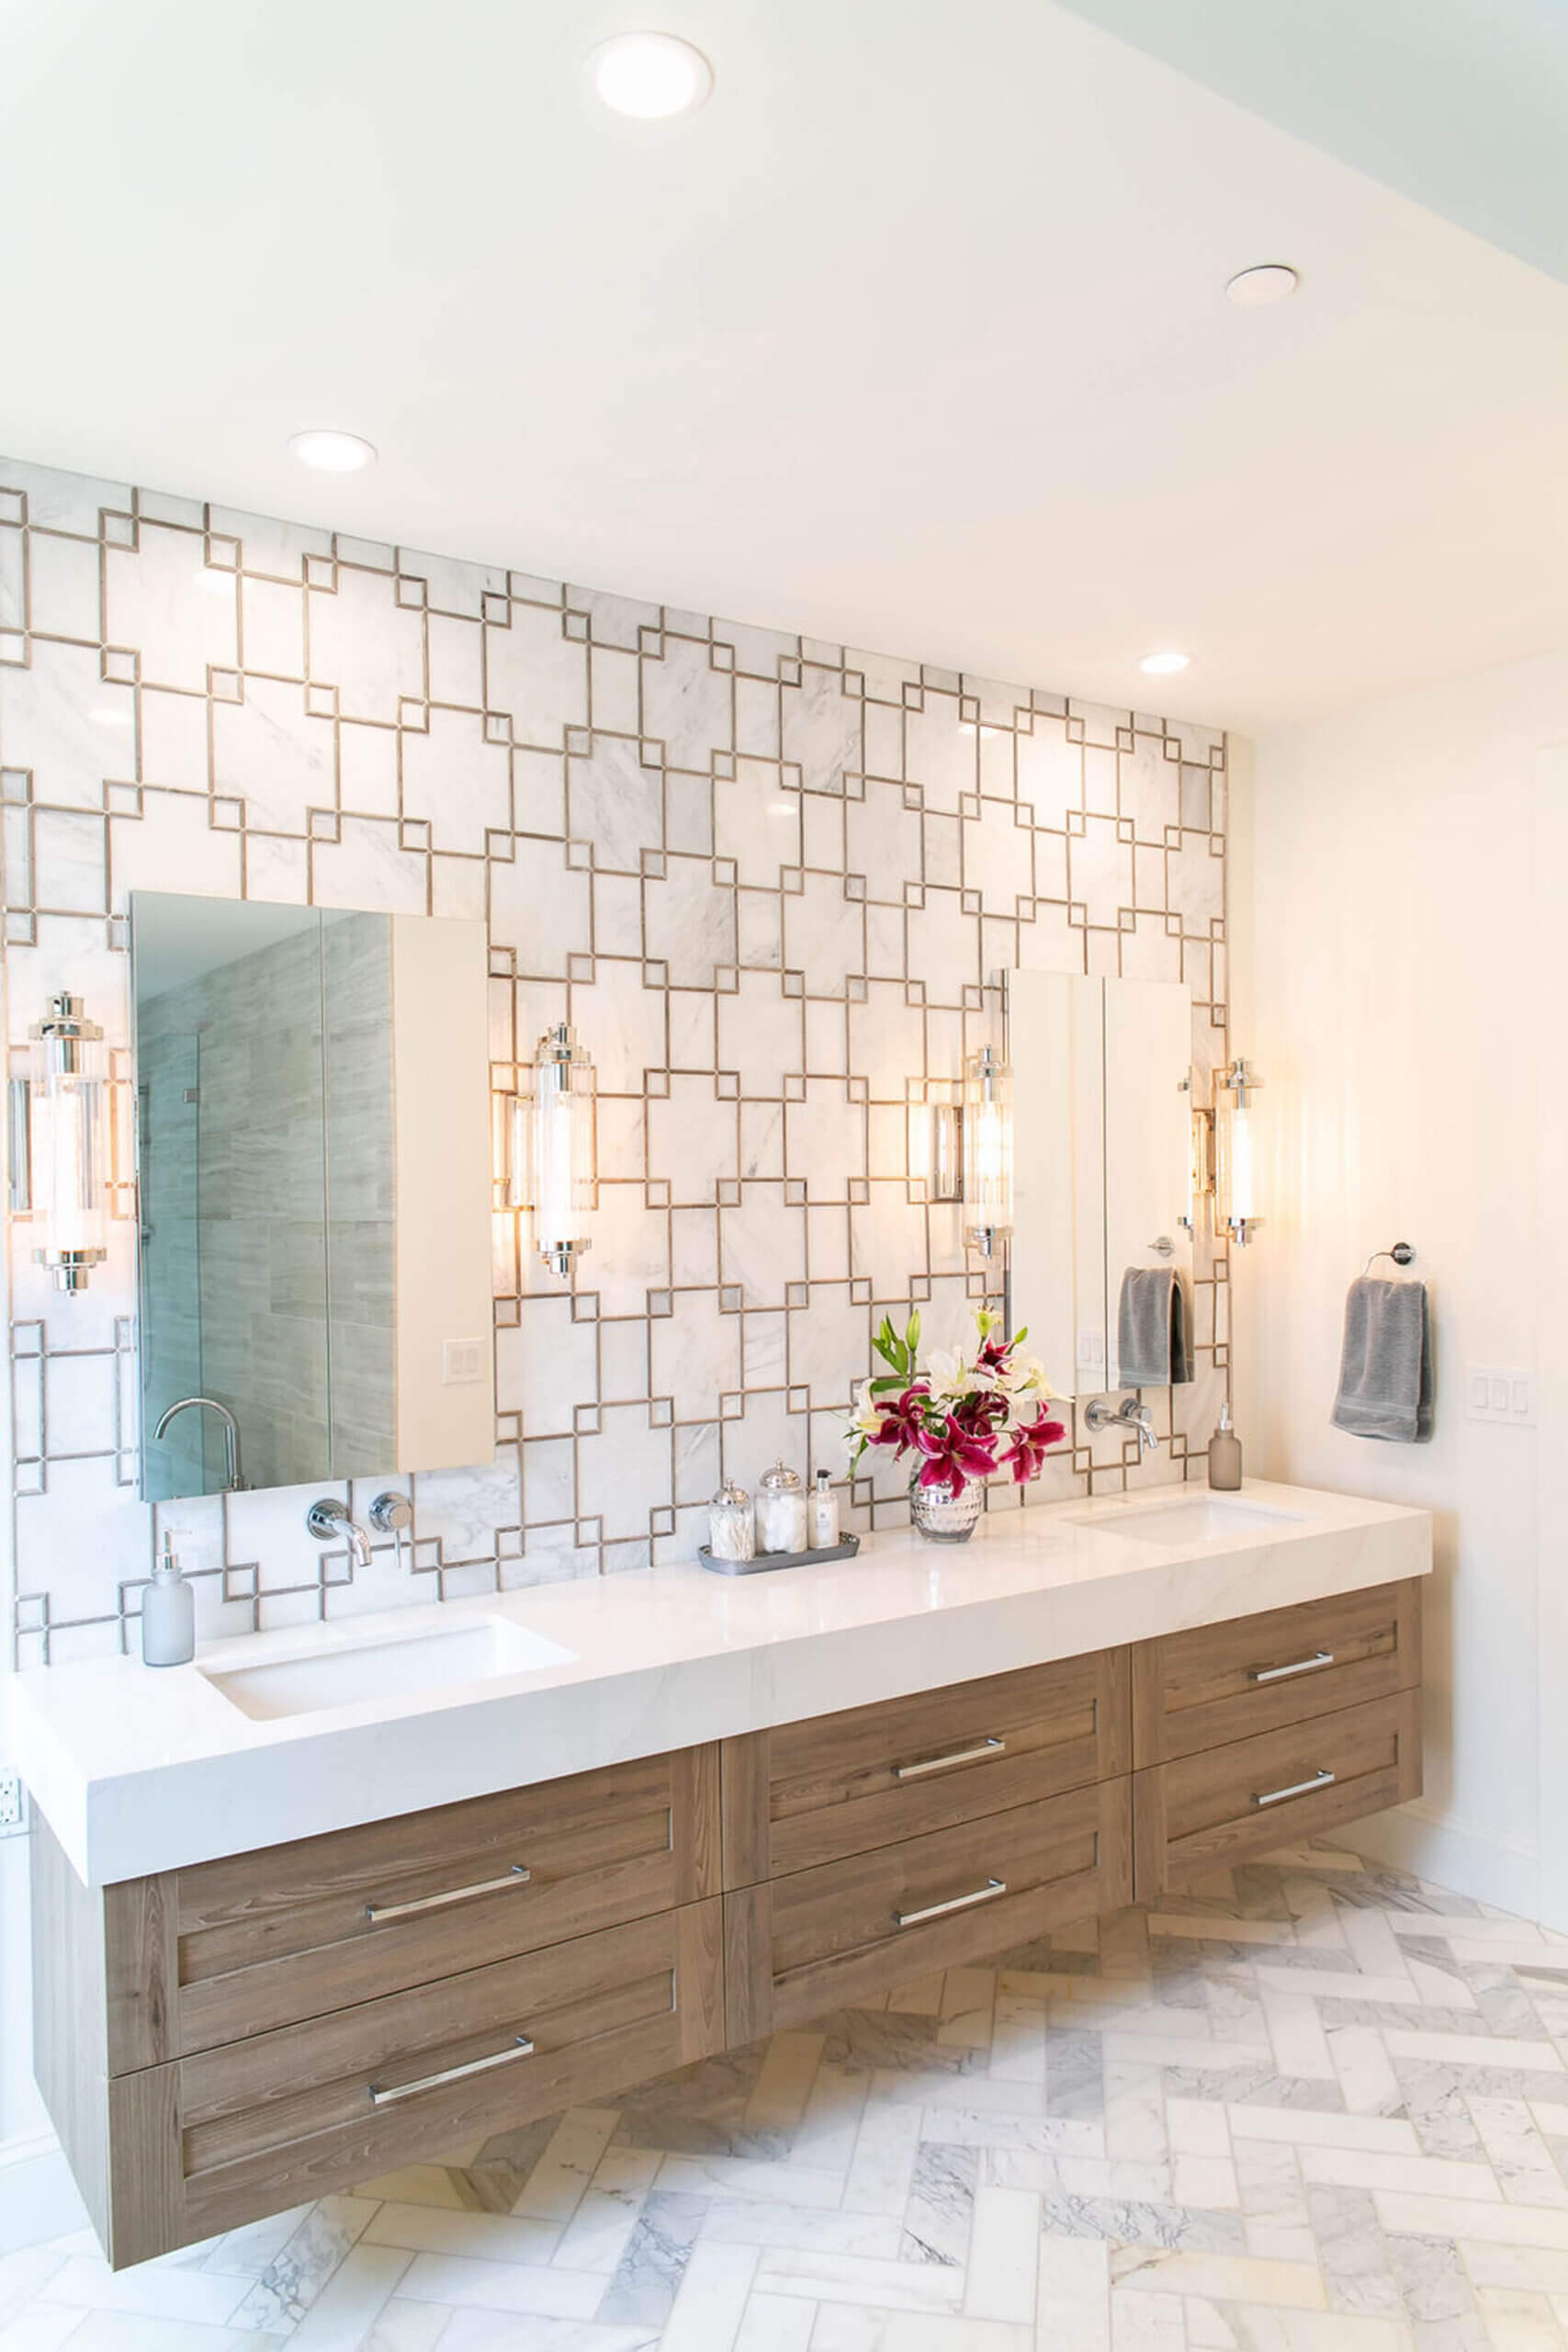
1058,0,1568,288
3,0,1566,733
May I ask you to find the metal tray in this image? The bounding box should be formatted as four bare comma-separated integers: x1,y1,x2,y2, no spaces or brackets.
697,1533,861,1577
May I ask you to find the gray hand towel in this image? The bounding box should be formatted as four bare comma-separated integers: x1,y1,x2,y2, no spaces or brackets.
1332,1276,1433,1442
1117,1267,1193,1388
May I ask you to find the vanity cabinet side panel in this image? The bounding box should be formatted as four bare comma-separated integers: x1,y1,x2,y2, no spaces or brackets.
676,1887,728,2060
105,1872,180,2073
1100,1645,1134,1781
672,1743,724,1904
104,2064,184,2272
31,1815,113,2248
721,1731,773,1888
723,1883,775,2048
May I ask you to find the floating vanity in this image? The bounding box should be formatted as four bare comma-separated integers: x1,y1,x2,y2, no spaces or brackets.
11,1479,1428,2267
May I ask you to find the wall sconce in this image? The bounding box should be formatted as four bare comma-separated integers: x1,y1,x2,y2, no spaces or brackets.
915,1054,1014,1256
1190,1056,1264,1246
9,993,111,1294
503,1023,598,1279
963,1044,1013,1257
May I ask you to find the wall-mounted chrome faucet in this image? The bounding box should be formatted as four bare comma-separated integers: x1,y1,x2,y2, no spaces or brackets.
152,1396,249,1491
1083,1396,1160,1454
305,1496,373,1566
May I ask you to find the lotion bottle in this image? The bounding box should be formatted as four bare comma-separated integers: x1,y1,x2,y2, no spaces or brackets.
809,1468,840,1549
142,1532,196,1667
1207,1401,1243,1492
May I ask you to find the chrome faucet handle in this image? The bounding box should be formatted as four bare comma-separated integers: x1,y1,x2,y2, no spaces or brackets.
369,1490,414,1574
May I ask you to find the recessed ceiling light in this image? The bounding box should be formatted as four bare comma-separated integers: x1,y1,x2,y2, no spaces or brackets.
588,31,713,118
1225,263,1299,308
289,429,378,473
1139,651,1190,676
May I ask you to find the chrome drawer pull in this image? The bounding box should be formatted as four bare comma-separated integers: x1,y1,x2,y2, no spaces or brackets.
1252,1769,1335,1809
1247,1650,1335,1685
369,2033,535,2107
896,1876,1008,1928
366,1863,530,1924
894,1736,1006,1781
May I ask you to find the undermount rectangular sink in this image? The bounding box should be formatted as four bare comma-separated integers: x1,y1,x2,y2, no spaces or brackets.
200,1619,574,1721
1080,1498,1309,1548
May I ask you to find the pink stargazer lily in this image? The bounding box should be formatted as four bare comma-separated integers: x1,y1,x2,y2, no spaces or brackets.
914,1414,998,1498
868,1385,932,1457
998,1408,1066,1485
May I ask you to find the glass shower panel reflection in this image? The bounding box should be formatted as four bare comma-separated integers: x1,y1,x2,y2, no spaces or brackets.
134,900,330,1494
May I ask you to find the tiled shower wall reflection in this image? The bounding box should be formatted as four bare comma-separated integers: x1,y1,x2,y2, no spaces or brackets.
0,455,1230,1664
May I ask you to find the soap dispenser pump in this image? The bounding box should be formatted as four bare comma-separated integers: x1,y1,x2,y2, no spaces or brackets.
1208,1400,1243,1492
142,1532,196,1668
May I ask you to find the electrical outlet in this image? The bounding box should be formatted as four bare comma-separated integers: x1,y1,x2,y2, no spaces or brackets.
0,1771,26,1837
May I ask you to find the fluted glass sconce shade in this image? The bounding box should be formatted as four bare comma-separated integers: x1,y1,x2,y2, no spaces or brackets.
962,1045,1013,1256
508,1023,597,1279
1213,1057,1264,1245
12,993,110,1293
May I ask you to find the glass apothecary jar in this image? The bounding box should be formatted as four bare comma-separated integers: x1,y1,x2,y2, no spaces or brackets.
755,1460,808,1555
707,1479,755,1564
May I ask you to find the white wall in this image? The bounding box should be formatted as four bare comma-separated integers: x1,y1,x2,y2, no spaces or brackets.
1234,651,1568,1919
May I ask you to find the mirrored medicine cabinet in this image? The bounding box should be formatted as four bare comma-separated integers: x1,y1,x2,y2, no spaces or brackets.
130,893,496,1503
1007,973,1192,1393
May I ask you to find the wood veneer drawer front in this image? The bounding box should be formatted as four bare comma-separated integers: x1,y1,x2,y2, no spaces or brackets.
1133,1688,1422,1897
113,1900,724,2265
729,1649,1130,1883
156,1747,719,2058
730,1781,1131,2039
1131,1579,1421,1768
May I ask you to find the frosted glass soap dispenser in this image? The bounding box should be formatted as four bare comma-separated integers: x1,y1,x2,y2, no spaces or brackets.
142,1532,195,1667
1207,1401,1243,1492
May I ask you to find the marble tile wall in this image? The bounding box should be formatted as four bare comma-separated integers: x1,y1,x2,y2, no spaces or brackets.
0,454,1230,1664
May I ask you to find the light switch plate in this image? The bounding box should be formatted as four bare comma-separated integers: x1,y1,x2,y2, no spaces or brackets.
442,1338,485,1385
1465,1365,1536,1428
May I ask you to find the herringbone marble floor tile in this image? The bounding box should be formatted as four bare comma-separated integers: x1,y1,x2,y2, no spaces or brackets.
12,1843,1568,2349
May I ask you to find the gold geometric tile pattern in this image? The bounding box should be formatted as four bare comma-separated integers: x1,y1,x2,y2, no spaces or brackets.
11,1845,1568,2346
0,454,1230,1662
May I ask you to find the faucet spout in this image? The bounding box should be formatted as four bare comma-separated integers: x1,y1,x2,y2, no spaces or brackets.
152,1395,248,1491
1082,1395,1161,1454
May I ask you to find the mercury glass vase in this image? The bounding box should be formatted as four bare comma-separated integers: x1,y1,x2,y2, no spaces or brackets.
908,1469,985,1543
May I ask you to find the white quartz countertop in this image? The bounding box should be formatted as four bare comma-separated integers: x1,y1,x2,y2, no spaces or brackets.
7,1478,1430,1885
